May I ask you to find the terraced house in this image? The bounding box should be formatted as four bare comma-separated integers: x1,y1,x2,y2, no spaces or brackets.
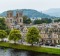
39,23,60,45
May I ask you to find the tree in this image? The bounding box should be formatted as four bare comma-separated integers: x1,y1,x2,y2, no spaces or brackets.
23,16,31,24
5,29,11,35
9,29,21,44
33,19,52,24
54,19,60,22
0,30,7,41
26,18,31,24
34,19,42,24
0,18,7,30
26,27,40,46
23,16,28,24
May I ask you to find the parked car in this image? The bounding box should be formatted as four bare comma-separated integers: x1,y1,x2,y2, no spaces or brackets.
55,45,60,47
49,43,55,46
39,42,43,45
45,43,49,46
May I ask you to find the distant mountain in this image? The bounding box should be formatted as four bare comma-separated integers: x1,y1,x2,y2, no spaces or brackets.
0,9,51,18
43,8,60,17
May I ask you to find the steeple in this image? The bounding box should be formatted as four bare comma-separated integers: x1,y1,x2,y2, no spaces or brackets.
16,10,23,18
7,10,13,18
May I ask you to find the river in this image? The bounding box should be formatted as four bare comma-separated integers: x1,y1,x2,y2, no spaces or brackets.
0,48,60,56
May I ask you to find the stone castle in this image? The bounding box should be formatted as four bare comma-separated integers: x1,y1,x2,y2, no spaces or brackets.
5,10,23,30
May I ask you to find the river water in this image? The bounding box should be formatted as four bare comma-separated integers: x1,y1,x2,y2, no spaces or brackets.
0,48,60,56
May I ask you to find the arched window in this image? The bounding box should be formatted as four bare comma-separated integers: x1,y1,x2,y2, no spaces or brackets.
20,19,22,22
10,19,12,23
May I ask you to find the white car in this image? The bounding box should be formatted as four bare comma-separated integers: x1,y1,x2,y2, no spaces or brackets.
55,45,60,47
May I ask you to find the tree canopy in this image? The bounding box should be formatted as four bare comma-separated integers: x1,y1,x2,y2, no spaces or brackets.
23,16,31,24
0,18,7,30
9,29,21,43
0,30,7,40
34,18,52,24
26,27,40,45
54,19,60,22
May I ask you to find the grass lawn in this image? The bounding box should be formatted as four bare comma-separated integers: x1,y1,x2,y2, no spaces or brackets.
0,41,60,55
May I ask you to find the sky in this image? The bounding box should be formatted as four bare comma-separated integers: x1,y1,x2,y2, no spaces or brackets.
0,0,60,13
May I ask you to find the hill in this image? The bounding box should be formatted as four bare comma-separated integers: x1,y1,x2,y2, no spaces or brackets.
43,8,60,17
0,9,51,18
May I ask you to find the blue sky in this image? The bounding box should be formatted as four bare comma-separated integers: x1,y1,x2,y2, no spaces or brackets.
0,0,60,13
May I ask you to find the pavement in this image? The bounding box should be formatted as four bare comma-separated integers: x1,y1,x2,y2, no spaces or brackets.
41,45,60,49
2,38,60,49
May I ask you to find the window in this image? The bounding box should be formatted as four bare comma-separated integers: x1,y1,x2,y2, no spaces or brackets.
15,21,17,25
48,34,51,38
20,25,22,27
20,19,22,22
10,19,12,23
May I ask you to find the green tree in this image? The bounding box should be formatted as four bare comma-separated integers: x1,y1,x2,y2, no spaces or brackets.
23,16,31,24
0,18,7,30
0,30,7,41
23,16,28,23
34,19,52,24
42,19,52,23
5,29,11,35
54,19,60,22
9,29,21,44
34,19,42,24
26,27,40,46
26,18,31,24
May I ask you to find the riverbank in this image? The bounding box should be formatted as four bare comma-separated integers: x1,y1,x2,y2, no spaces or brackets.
0,41,60,55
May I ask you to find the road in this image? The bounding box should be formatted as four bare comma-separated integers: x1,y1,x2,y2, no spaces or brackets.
3,38,60,49
41,45,60,49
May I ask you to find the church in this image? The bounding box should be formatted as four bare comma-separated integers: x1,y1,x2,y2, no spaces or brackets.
5,10,23,30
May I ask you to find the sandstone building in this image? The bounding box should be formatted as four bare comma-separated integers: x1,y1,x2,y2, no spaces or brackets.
5,10,23,30
5,11,60,45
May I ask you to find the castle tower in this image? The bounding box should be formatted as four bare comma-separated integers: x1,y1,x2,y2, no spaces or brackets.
16,11,23,26
7,11,13,18
16,11,23,17
16,11,23,30
5,10,23,30
6,11,13,24
5,11,14,29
